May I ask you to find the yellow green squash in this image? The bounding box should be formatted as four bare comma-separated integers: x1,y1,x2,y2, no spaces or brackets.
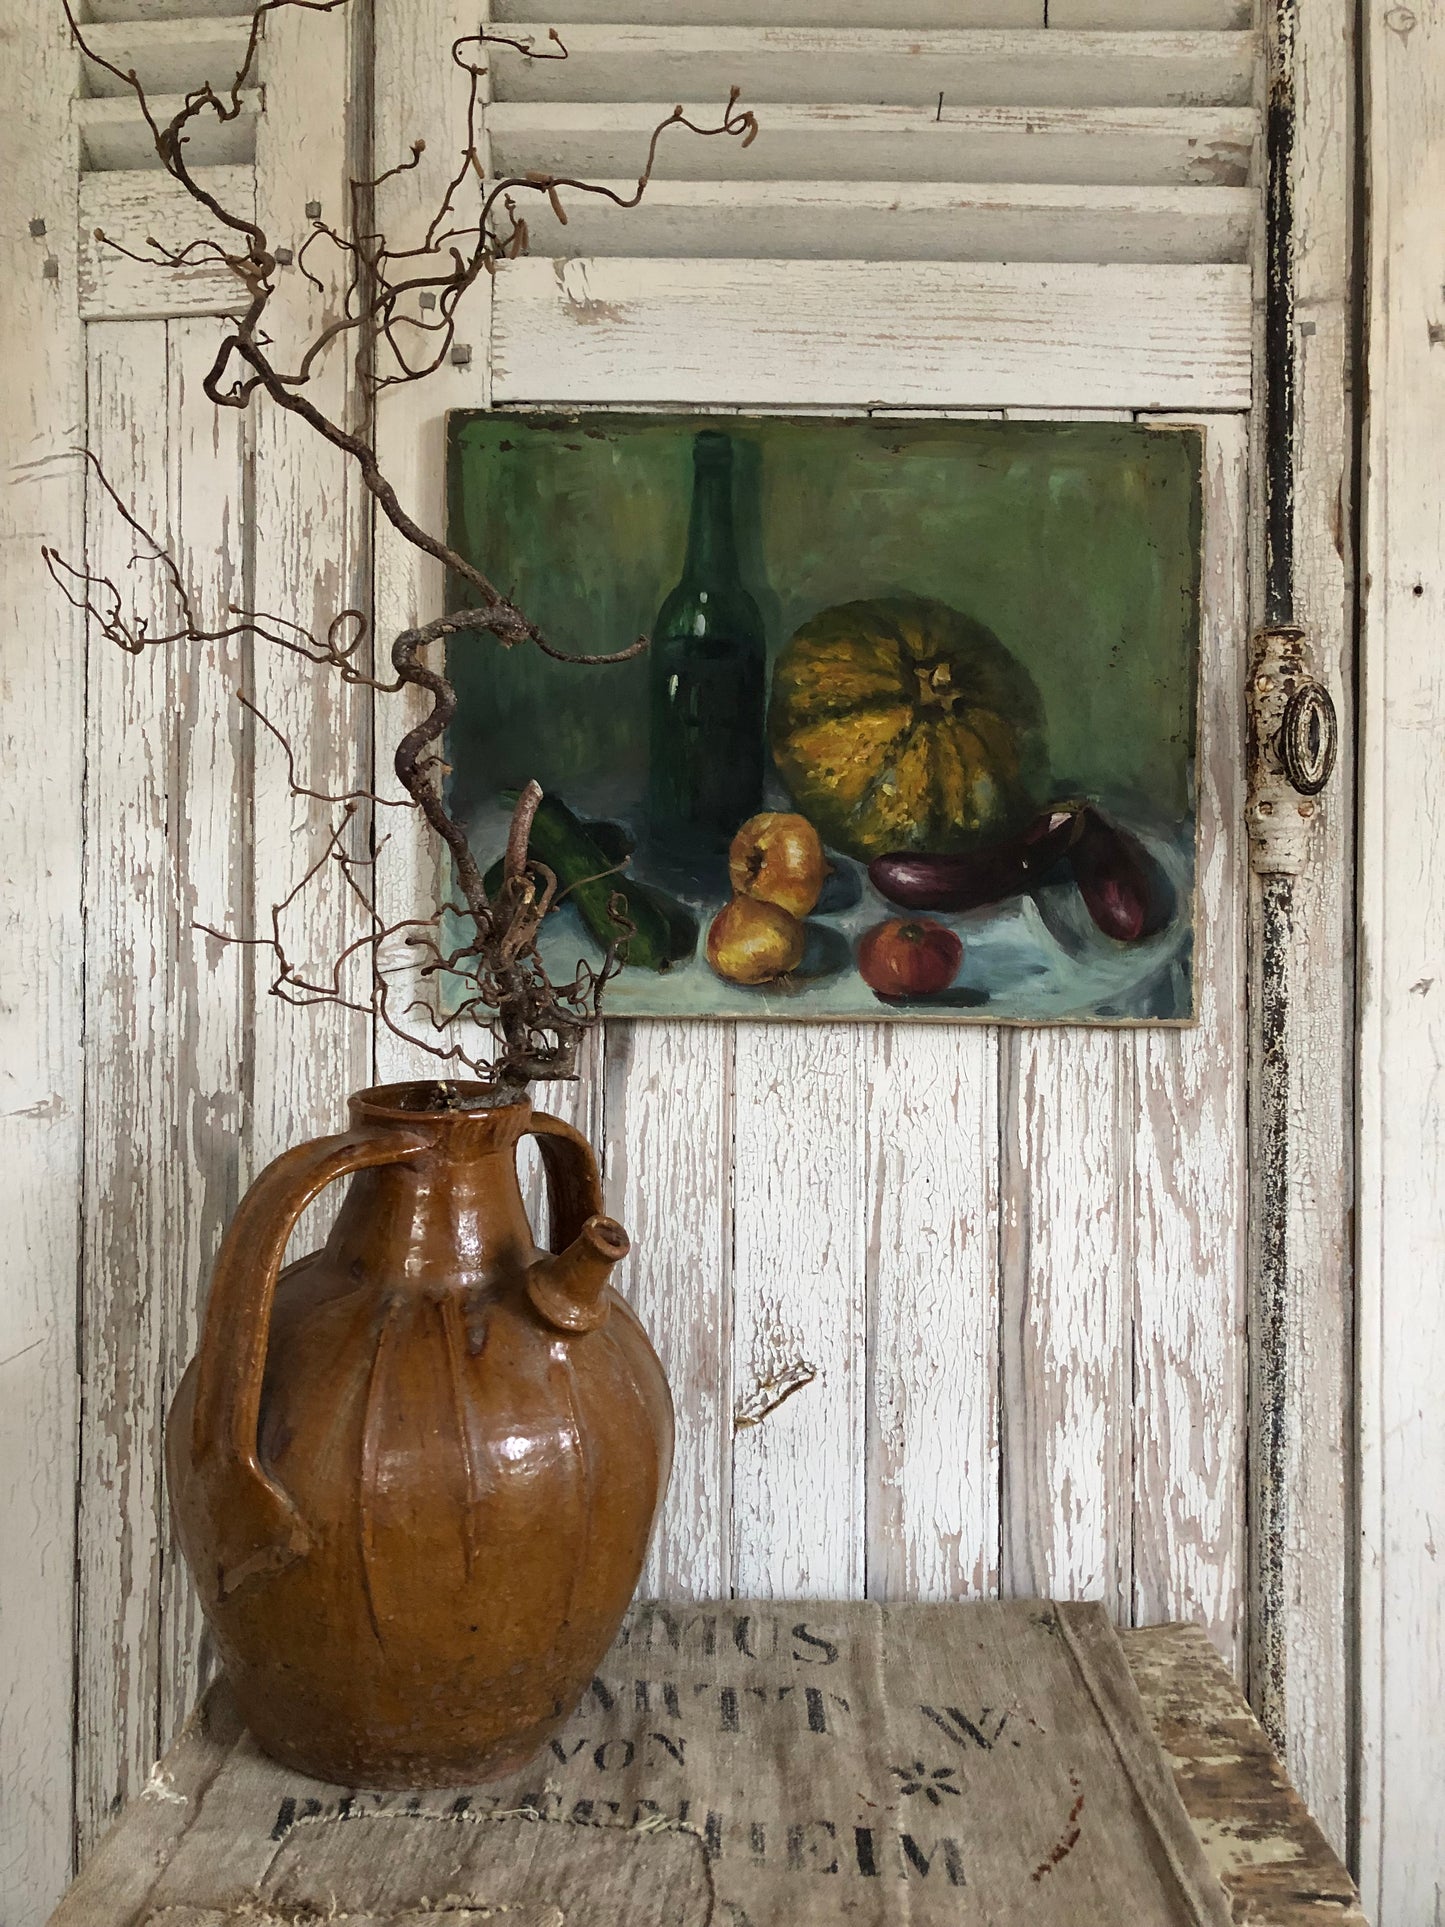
768,595,1046,861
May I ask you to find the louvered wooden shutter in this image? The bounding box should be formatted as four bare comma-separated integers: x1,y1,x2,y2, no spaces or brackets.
74,3,1261,410
479,2,1261,412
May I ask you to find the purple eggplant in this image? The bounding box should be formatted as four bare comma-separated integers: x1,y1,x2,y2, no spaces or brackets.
867,806,1085,914
1069,808,1174,942
869,802,1175,945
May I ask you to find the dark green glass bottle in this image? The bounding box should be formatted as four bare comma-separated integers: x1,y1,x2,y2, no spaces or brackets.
647,430,766,851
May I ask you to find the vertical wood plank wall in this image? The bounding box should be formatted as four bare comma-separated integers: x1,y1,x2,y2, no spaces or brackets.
0,0,85,1916
1359,1,1445,1918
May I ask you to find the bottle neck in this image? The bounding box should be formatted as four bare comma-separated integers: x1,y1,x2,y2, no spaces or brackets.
680,443,741,588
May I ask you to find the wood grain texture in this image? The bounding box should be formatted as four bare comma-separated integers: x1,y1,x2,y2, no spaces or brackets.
864,1026,1000,1602
371,0,495,1093
160,317,248,1749
246,2,371,1219
491,26,1260,109
512,179,1256,264
79,169,256,322
730,1024,865,1598
1243,0,1355,1852
1131,414,1248,1672
1124,1624,1367,1924
1358,0,1445,1914
78,321,176,1855
1000,1029,1134,1622
607,1022,734,1600
491,258,1254,412
486,101,1260,187
0,0,85,1915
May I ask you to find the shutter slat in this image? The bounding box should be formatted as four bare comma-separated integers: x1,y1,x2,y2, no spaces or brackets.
522,179,1254,263
77,91,260,169
492,27,1260,110
78,20,255,97
489,256,1253,411
83,0,258,18
493,0,1252,23
494,0,1045,22
489,101,1256,187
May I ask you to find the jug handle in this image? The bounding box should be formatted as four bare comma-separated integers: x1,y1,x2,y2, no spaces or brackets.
190,1125,430,1598
526,1109,606,1254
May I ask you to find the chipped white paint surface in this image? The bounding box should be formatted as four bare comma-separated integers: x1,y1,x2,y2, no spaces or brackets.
1359,0,1445,1917
864,1026,1001,1603
1000,1028,1134,1622
491,258,1254,413
78,168,256,320
78,322,175,1854
245,0,370,1227
1245,0,1357,1852
731,1024,866,1598
0,0,84,1918
1130,414,1248,1668
607,1022,735,1600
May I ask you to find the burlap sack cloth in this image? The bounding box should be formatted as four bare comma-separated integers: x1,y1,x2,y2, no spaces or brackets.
98,1601,1238,1927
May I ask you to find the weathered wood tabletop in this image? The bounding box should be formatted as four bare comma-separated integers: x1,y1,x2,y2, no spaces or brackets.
51,1612,1365,1926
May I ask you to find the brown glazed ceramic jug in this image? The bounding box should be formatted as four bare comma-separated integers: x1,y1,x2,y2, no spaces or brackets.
167,1081,672,1788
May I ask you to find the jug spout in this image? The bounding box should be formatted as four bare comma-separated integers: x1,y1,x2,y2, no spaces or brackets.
526,1215,630,1333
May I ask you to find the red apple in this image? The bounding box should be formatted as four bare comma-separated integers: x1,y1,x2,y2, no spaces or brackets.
857,919,962,1000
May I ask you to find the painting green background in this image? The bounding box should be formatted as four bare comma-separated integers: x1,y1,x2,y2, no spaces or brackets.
446,413,1203,837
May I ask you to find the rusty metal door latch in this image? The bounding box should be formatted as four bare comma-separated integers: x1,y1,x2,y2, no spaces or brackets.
1246,624,1339,877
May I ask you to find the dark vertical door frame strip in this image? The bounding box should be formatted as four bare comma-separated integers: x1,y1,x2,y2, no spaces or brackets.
1249,0,1297,1756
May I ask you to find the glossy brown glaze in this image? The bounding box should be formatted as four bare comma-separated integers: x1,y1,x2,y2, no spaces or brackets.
167,1082,672,1788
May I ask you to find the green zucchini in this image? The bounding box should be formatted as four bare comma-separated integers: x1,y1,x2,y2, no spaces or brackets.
484,792,696,972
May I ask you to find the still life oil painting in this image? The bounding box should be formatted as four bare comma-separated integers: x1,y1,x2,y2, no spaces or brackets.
446,414,1203,1024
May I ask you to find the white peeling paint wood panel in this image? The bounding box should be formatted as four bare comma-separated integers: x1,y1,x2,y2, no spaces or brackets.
607,1022,734,1601
79,167,256,321
77,321,176,1856
864,1026,1000,1603
490,260,1254,413
1358,2,1445,1917
159,316,248,1751
1131,413,1248,1675
490,27,1260,109
486,103,1260,188
1242,0,1354,1852
731,1024,865,1597
246,3,371,1209
371,0,496,1091
1000,1029,1134,1624
516,181,1255,265
0,0,84,1915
